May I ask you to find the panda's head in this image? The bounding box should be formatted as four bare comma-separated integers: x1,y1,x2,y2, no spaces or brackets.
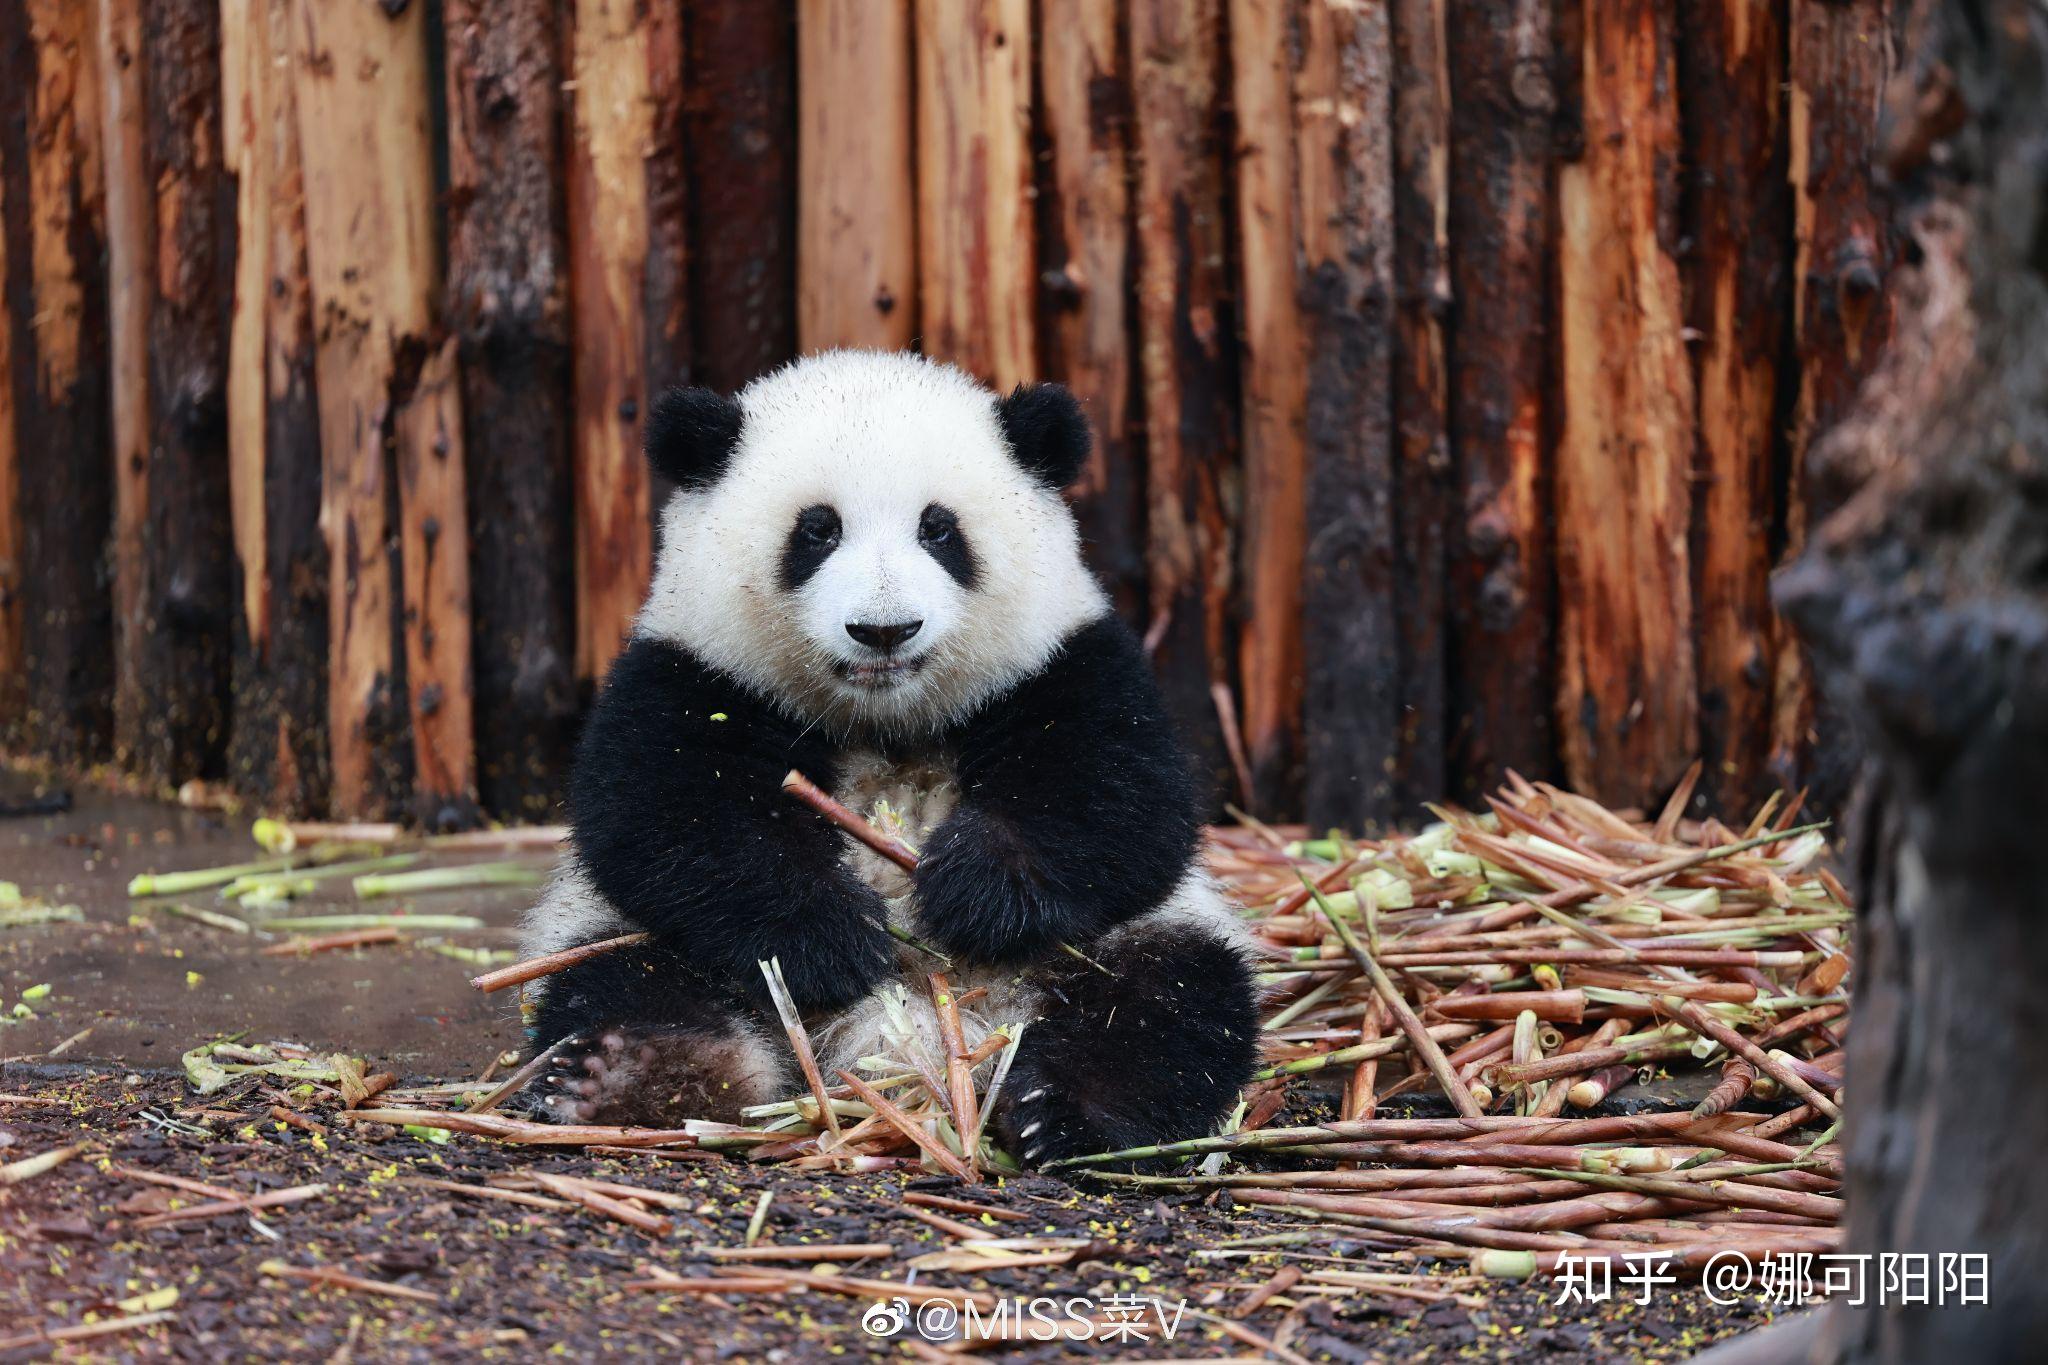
638,351,1108,735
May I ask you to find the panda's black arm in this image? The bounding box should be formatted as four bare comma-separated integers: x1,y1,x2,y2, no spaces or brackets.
913,614,1202,963
568,636,893,1011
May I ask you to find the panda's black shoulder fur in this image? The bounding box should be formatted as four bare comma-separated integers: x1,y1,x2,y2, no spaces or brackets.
569,635,893,1011
910,612,1203,963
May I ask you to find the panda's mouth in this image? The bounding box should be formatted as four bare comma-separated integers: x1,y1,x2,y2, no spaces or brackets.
835,656,928,689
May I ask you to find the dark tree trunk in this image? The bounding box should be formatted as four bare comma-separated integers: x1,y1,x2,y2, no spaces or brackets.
1443,0,1556,800
138,0,236,786
1773,0,2048,1357
443,0,577,821
684,0,797,394
0,0,114,768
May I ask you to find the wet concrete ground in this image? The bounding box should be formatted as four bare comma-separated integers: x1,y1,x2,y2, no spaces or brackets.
0,767,542,1079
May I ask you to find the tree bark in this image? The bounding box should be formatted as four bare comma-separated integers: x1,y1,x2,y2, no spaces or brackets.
1131,0,1236,808
292,0,470,819
1297,0,1398,830
564,0,665,684
222,0,326,816
97,0,151,770
1553,0,1698,808
0,125,18,732
1039,0,1143,620
1680,0,1792,817
1772,0,1895,810
795,0,916,354
443,0,576,821
1229,0,1308,815
1444,0,1555,798
685,0,797,393
0,0,113,767
136,0,235,786
1773,0,2048,1357
914,0,1036,388
1390,0,1453,812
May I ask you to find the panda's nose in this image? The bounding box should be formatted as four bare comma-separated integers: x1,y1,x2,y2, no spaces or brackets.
846,619,923,653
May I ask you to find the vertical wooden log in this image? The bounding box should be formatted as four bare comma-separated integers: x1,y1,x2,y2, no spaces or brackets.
443,0,576,820
913,0,1035,387
1390,0,1453,810
1296,0,1398,829
392,337,476,827
0,0,114,766
1132,0,1235,804
1037,0,1142,618
565,0,659,684
222,0,328,815
1772,0,1892,800
685,0,797,391
1553,0,1697,807
133,0,234,785
96,0,151,768
640,0,689,409
1443,0,1555,795
797,0,916,352
1229,0,1308,814
0,141,17,733
1680,0,1791,814
293,0,473,818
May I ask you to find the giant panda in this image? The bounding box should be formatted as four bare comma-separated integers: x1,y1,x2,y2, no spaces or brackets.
516,349,1259,1165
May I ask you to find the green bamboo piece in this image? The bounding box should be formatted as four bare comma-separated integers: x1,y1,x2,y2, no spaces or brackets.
128,853,301,898
257,914,486,933
223,853,421,900
354,863,544,899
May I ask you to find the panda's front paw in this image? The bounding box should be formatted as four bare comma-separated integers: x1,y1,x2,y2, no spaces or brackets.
764,915,896,1011
912,812,1072,964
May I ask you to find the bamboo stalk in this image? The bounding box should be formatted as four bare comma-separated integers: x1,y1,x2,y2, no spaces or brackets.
762,957,844,1142
834,1070,976,1182
1303,874,1484,1119
1660,996,1841,1120
470,932,652,994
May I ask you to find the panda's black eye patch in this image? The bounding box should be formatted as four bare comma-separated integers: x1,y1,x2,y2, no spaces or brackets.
919,503,979,589
779,504,842,590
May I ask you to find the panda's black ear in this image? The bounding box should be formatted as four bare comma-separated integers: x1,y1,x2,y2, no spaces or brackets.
645,386,744,489
995,383,1092,490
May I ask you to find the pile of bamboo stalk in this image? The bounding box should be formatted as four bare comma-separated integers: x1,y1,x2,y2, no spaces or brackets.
341,764,1851,1276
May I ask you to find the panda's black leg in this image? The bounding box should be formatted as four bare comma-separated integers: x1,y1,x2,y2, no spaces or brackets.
513,939,794,1127
993,924,1259,1167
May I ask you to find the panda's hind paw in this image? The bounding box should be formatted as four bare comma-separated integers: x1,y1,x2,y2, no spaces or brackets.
512,1029,657,1126
513,1021,786,1128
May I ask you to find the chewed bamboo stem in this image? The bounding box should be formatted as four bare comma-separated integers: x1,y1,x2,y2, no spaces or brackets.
781,769,919,871
469,932,653,993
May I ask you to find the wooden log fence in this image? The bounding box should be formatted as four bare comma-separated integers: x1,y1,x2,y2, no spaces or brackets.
0,0,1896,826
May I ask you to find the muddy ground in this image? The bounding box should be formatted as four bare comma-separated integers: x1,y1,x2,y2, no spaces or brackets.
0,773,1792,1361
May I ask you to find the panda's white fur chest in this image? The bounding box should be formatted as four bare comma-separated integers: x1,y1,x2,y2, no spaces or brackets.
829,748,959,915
812,748,1043,1076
